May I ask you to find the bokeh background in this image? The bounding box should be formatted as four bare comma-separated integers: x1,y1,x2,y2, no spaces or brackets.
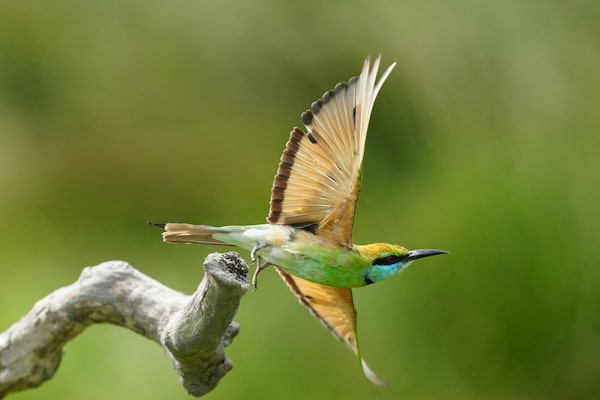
1,1,599,399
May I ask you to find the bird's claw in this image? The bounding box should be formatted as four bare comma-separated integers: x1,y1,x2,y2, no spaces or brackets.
251,242,272,291
251,242,270,264
251,260,272,291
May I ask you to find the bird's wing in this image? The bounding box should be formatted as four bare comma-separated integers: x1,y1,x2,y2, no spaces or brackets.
267,56,394,384
276,268,387,386
268,55,396,246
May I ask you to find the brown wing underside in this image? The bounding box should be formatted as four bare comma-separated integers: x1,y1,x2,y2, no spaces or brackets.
268,127,361,245
276,268,359,353
267,56,395,247
276,268,387,386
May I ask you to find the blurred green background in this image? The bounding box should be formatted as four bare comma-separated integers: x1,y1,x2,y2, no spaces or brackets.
1,0,599,399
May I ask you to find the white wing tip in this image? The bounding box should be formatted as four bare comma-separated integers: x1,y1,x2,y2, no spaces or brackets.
361,358,389,387
363,54,396,72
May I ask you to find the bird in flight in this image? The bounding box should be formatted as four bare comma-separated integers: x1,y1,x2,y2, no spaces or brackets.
155,55,447,385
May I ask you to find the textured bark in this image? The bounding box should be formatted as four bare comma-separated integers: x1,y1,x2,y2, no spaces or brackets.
0,252,249,398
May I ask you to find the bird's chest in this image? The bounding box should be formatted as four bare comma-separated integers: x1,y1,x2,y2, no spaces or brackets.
263,241,369,288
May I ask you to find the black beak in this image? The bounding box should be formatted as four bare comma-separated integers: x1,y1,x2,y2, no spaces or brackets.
405,249,448,262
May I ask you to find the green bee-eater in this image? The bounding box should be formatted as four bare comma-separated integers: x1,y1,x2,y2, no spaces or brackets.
156,55,447,385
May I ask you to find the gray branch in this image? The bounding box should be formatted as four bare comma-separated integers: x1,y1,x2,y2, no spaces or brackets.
0,252,249,398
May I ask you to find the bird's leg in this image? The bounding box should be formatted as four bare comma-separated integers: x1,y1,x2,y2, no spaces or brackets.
250,242,272,291
251,242,270,265
251,259,272,291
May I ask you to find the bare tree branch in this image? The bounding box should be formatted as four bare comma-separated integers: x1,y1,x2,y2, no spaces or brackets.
0,252,249,398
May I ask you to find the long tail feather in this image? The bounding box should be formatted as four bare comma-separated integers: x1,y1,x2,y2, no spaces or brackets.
158,223,234,246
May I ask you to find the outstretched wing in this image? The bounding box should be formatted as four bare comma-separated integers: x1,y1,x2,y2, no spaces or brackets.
277,269,387,386
268,55,396,246
267,56,395,385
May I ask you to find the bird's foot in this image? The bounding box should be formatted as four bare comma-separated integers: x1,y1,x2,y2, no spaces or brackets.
251,242,273,290
251,242,271,264
252,259,272,292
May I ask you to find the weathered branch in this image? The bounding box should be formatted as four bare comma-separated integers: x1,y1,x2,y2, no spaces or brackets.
0,252,249,398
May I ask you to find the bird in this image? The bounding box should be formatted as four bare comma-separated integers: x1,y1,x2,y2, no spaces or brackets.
154,55,447,386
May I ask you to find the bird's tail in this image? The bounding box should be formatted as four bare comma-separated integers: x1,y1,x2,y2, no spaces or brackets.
151,223,236,246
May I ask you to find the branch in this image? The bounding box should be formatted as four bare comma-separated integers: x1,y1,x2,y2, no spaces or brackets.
0,252,249,398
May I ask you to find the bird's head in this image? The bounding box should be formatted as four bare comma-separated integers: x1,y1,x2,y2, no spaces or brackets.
356,243,447,285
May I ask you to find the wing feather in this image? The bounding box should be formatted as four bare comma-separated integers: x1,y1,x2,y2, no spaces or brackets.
267,56,396,246
276,268,387,386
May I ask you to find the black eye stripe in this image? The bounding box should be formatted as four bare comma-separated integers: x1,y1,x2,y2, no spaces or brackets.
373,255,402,266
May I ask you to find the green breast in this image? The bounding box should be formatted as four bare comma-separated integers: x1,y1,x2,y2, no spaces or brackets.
264,239,371,288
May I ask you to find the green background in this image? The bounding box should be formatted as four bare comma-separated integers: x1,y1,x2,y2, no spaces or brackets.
1,1,599,399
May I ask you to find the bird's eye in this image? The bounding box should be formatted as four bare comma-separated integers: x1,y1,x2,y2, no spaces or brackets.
374,255,401,266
